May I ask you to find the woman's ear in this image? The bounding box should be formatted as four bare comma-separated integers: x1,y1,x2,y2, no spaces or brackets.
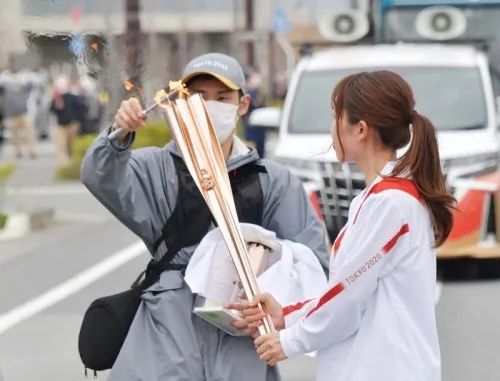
237,94,251,117
357,120,369,141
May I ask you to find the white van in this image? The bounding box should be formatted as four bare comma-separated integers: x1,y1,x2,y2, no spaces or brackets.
251,44,500,259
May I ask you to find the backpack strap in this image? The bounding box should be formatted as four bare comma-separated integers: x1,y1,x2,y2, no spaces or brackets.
151,155,267,255
139,154,267,290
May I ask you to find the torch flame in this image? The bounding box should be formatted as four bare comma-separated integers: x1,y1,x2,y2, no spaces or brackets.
123,81,134,91
154,89,170,109
153,81,189,110
169,80,189,97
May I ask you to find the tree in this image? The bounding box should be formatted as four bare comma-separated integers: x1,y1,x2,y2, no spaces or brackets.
125,0,143,87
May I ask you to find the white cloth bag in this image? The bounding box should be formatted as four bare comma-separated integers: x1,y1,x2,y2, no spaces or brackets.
185,223,327,306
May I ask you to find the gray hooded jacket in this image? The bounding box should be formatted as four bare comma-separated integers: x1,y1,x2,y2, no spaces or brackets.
81,129,328,381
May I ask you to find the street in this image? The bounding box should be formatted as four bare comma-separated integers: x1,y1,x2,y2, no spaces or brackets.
0,142,499,381
2,0,500,380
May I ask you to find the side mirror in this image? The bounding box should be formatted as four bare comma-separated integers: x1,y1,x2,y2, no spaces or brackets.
248,107,281,131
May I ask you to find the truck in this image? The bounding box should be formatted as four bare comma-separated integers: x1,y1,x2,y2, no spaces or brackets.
250,0,500,276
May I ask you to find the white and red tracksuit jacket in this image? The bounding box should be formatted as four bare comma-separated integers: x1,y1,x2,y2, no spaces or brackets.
279,165,441,381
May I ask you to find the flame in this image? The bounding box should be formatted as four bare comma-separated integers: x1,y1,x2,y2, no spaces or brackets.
123,81,134,91
123,80,145,98
169,80,188,96
154,89,170,109
153,82,189,110
90,42,100,53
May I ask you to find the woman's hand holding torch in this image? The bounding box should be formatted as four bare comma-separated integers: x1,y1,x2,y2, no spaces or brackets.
227,293,287,366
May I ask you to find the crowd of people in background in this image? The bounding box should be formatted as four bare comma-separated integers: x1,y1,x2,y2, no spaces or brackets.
0,69,105,165
0,65,287,164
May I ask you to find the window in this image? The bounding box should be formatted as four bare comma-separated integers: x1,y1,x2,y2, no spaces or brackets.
289,66,488,133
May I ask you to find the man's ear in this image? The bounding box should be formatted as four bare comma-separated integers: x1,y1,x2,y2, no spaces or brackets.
237,94,251,117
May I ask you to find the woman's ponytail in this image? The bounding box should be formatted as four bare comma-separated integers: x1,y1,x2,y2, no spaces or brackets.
393,112,455,246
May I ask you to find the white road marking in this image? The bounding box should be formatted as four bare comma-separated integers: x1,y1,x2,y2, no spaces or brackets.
0,241,146,335
6,185,88,196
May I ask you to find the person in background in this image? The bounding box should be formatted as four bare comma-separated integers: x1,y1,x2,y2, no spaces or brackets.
78,76,102,135
29,69,52,140
273,71,288,101
2,71,37,159
242,68,266,157
50,75,82,165
231,70,456,381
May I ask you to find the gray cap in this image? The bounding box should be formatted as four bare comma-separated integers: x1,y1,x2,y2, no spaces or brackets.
181,53,245,91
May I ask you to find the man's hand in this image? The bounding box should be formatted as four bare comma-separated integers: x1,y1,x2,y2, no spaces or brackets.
113,97,145,134
254,331,287,366
230,318,260,339
226,293,285,332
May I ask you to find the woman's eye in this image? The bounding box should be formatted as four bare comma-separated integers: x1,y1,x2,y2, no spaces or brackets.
218,97,226,102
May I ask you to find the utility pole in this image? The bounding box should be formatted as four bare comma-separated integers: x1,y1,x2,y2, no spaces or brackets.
125,0,142,87
177,0,189,74
245,0,255,68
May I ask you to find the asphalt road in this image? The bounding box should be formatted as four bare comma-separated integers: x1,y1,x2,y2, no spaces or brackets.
0,143,499,381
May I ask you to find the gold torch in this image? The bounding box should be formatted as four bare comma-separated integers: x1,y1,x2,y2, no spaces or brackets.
153,81,274,335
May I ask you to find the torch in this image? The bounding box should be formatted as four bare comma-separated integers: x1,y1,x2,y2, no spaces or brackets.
108,84,181,140
158,81,274,335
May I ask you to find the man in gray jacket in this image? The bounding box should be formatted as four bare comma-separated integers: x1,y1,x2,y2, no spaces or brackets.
81,53,328,381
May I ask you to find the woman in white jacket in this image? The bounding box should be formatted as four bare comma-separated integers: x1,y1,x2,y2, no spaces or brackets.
229,70,456,380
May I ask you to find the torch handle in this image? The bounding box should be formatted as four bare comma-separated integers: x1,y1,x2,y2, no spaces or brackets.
109,88,179,141
256,301,275,335
108,125,124,140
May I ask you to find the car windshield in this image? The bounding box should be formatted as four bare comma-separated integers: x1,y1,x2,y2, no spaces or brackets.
289,66,488,134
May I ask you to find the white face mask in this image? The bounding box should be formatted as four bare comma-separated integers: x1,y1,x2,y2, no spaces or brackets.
205,100,238,143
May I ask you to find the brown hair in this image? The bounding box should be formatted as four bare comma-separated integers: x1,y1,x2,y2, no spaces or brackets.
332,70,455,246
